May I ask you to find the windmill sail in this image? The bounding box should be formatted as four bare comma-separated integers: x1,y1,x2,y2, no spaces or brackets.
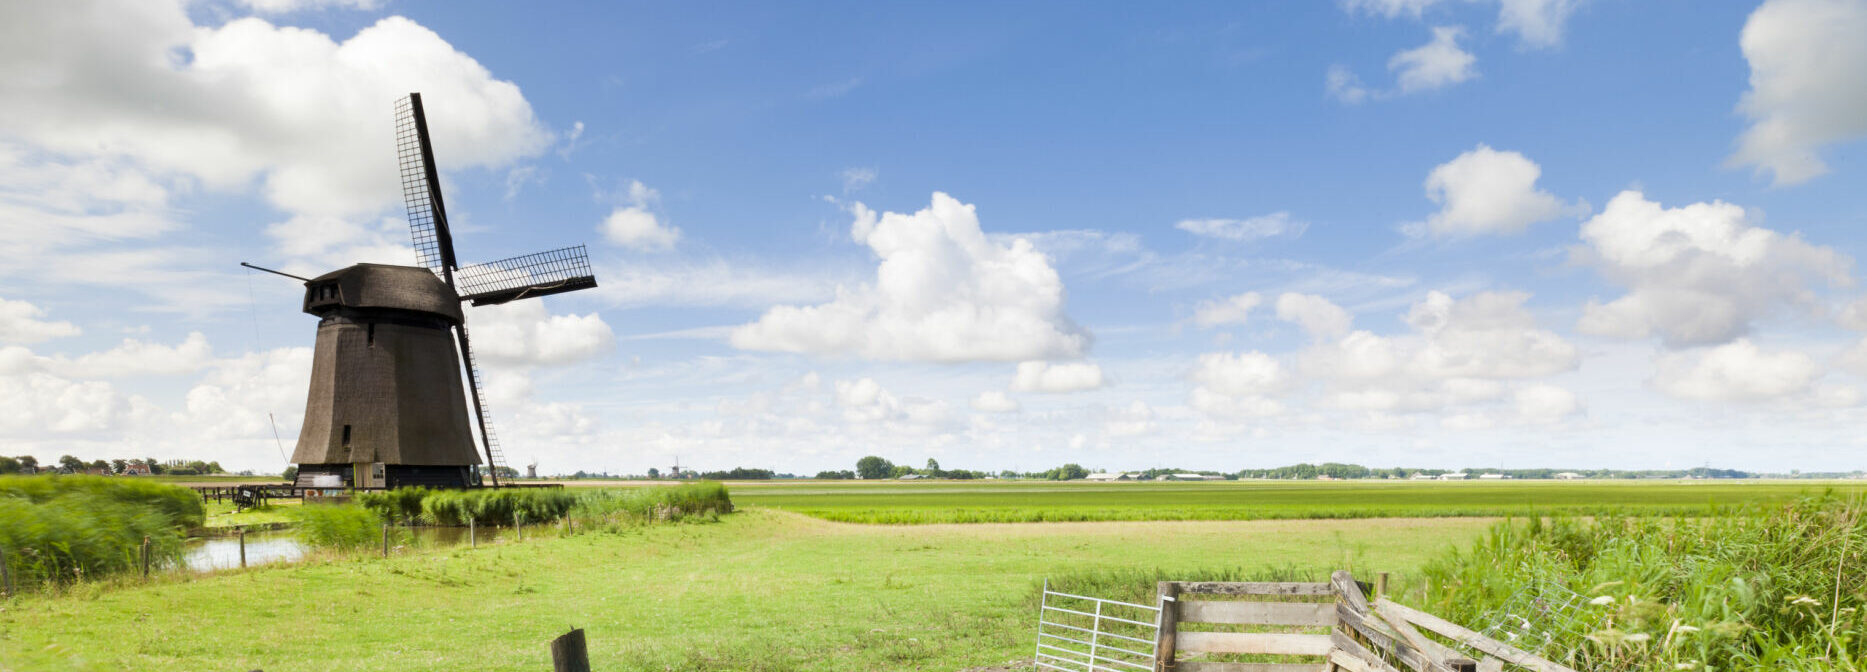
456,245,598,306
395,93,457,280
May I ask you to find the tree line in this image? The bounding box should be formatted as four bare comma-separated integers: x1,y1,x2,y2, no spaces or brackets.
0,455,227,476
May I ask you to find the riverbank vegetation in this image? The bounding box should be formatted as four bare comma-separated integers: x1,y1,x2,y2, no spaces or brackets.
0,475,204,588
1419,494,1865,671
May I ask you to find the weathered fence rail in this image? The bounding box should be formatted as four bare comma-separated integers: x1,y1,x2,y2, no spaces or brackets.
1050,571,1577,672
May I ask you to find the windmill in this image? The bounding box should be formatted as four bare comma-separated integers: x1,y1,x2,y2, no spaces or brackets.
272,92,598,490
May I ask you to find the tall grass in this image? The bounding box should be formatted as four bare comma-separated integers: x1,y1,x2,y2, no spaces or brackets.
0,475,205,589
290,502,384,550
421,488,576,526
355,487,429,523
567,482,734,531
1418,494,1866,671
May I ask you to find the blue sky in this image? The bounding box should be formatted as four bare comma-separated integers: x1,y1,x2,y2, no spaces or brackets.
3,0,1866,475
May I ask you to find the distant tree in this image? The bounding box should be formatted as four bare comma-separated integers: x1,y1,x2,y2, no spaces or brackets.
206,461,225,474
89,459,109,473
698,467,774,480
0,456,18,474
111,459,128,474
58,455,85,472
144,457,163,475
17,456,37,473
924,458,942,478
856,455,893,480
647,467,661,479
814,469,855,480
888,464,916,479
1047,463,1088,481
282,465,298,482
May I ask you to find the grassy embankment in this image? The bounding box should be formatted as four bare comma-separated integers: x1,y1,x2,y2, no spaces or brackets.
0,508,1482,671
0,476,204,588
731,478,1867,524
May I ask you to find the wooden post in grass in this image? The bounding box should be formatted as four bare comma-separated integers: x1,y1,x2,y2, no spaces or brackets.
1154,581,1179,671
140,536,151,580
549,628,590,672
239,528,247,568
1,546,12,598
469,517,476,548
382,523,390,558
1377,572,1390,601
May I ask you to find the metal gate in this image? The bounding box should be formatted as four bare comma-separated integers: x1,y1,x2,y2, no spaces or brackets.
1034,581,1160,672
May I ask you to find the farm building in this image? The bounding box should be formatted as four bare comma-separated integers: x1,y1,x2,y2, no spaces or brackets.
1437,472,1469,480
1478,473,1509,480
1084,472,1132,481
1555,471,1584,480
1164,473,1224,481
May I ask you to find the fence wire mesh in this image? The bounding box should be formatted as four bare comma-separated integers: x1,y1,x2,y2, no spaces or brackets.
1471,578,1590,660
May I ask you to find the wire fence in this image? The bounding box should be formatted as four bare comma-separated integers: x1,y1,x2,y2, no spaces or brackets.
1034,581,1159,672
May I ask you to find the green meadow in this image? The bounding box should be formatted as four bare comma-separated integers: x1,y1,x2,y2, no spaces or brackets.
729,478,1867,523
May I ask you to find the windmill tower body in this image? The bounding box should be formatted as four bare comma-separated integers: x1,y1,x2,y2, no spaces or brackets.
291,264,481,488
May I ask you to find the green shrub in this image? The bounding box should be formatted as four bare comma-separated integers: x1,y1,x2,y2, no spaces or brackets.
0,475,204,589
420,488,576,526
1417,494,1866,671
290,502,383,550
566,482,733,531
355,487,429,523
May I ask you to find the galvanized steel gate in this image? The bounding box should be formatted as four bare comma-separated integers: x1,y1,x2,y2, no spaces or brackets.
1034,581,1160,672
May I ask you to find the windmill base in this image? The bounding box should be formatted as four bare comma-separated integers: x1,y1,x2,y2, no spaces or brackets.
293,463,481,490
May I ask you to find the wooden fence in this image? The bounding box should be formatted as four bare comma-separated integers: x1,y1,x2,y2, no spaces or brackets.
1150,571,1577,672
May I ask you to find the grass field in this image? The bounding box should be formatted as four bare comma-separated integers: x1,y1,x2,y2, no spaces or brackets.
729,478,1867,523
0,509,1488,671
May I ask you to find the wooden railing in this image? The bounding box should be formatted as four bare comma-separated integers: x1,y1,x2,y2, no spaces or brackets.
1151,572,1577,672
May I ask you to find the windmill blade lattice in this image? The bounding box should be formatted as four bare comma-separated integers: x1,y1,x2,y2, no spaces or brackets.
395,94,455,278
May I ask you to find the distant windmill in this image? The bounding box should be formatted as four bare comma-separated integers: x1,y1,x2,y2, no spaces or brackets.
670,456,683,479
255,92,598,490
526,459,538,480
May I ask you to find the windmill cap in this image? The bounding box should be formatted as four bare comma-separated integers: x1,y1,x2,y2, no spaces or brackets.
303,263,465,323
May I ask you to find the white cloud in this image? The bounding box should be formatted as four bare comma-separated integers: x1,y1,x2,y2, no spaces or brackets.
471,301,615,368
601,180,680,251
0,296,81,344
833,377,948,427
1175,212,1308,242
1390,26,1478,94
1497,0,1581,49
1344,0,1445,18
971,390,1020,413
1651,339,1820,402
1194,292,1263,328
1190,351,1290,419
1405,291,1578,378
1728,0,1867,185
0,372,130,435
1513,383,1581,422
66,332,214,377
1576,191,1850,347
1011,361,1106,393
1276,293,1354,341
1326,65,1372,104
732,193,1089,362
1104,400,1158,437
176,347,313,441
1423,145,1579,236
841,167,877,194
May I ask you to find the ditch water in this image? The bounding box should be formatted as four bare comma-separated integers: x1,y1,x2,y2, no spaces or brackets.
181,525,515,572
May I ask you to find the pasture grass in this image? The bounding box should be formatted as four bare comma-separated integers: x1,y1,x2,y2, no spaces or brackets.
730,479,1867,524
0,510,1489,671
0,476,204,589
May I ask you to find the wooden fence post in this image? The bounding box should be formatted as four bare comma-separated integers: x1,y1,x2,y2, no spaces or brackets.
1377,572,1389,601
382,523,390,558
549,628,591,672
239,528,247,568
140,536,151,580
1,545,11,598
1154,581,1179,671
469,517,476,549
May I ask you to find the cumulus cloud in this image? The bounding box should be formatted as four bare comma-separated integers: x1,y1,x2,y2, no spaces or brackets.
1194,292,1262,328
1011,361,1106,393
1344,0,1582,48
1728,0,1867,185
1423,145,1580,236
1175,212,1308,242
0,296,81,344
1391,27,1478,93
1104,401,1158,437
1326,65,1373,105
971,390,1020,413
470,301,616,367
1513,383,1582,422
0,372,130,435
1405,291,1578,378
732,193,1089,362
833,377,948,427
841,167,877,194
66,332,214,377
1576,191,1851,347
1275,293,1354,341
176,347,313,441
1651,339,1819,402
1190,351,1290,419
601,180,680,251
0,2,549,219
